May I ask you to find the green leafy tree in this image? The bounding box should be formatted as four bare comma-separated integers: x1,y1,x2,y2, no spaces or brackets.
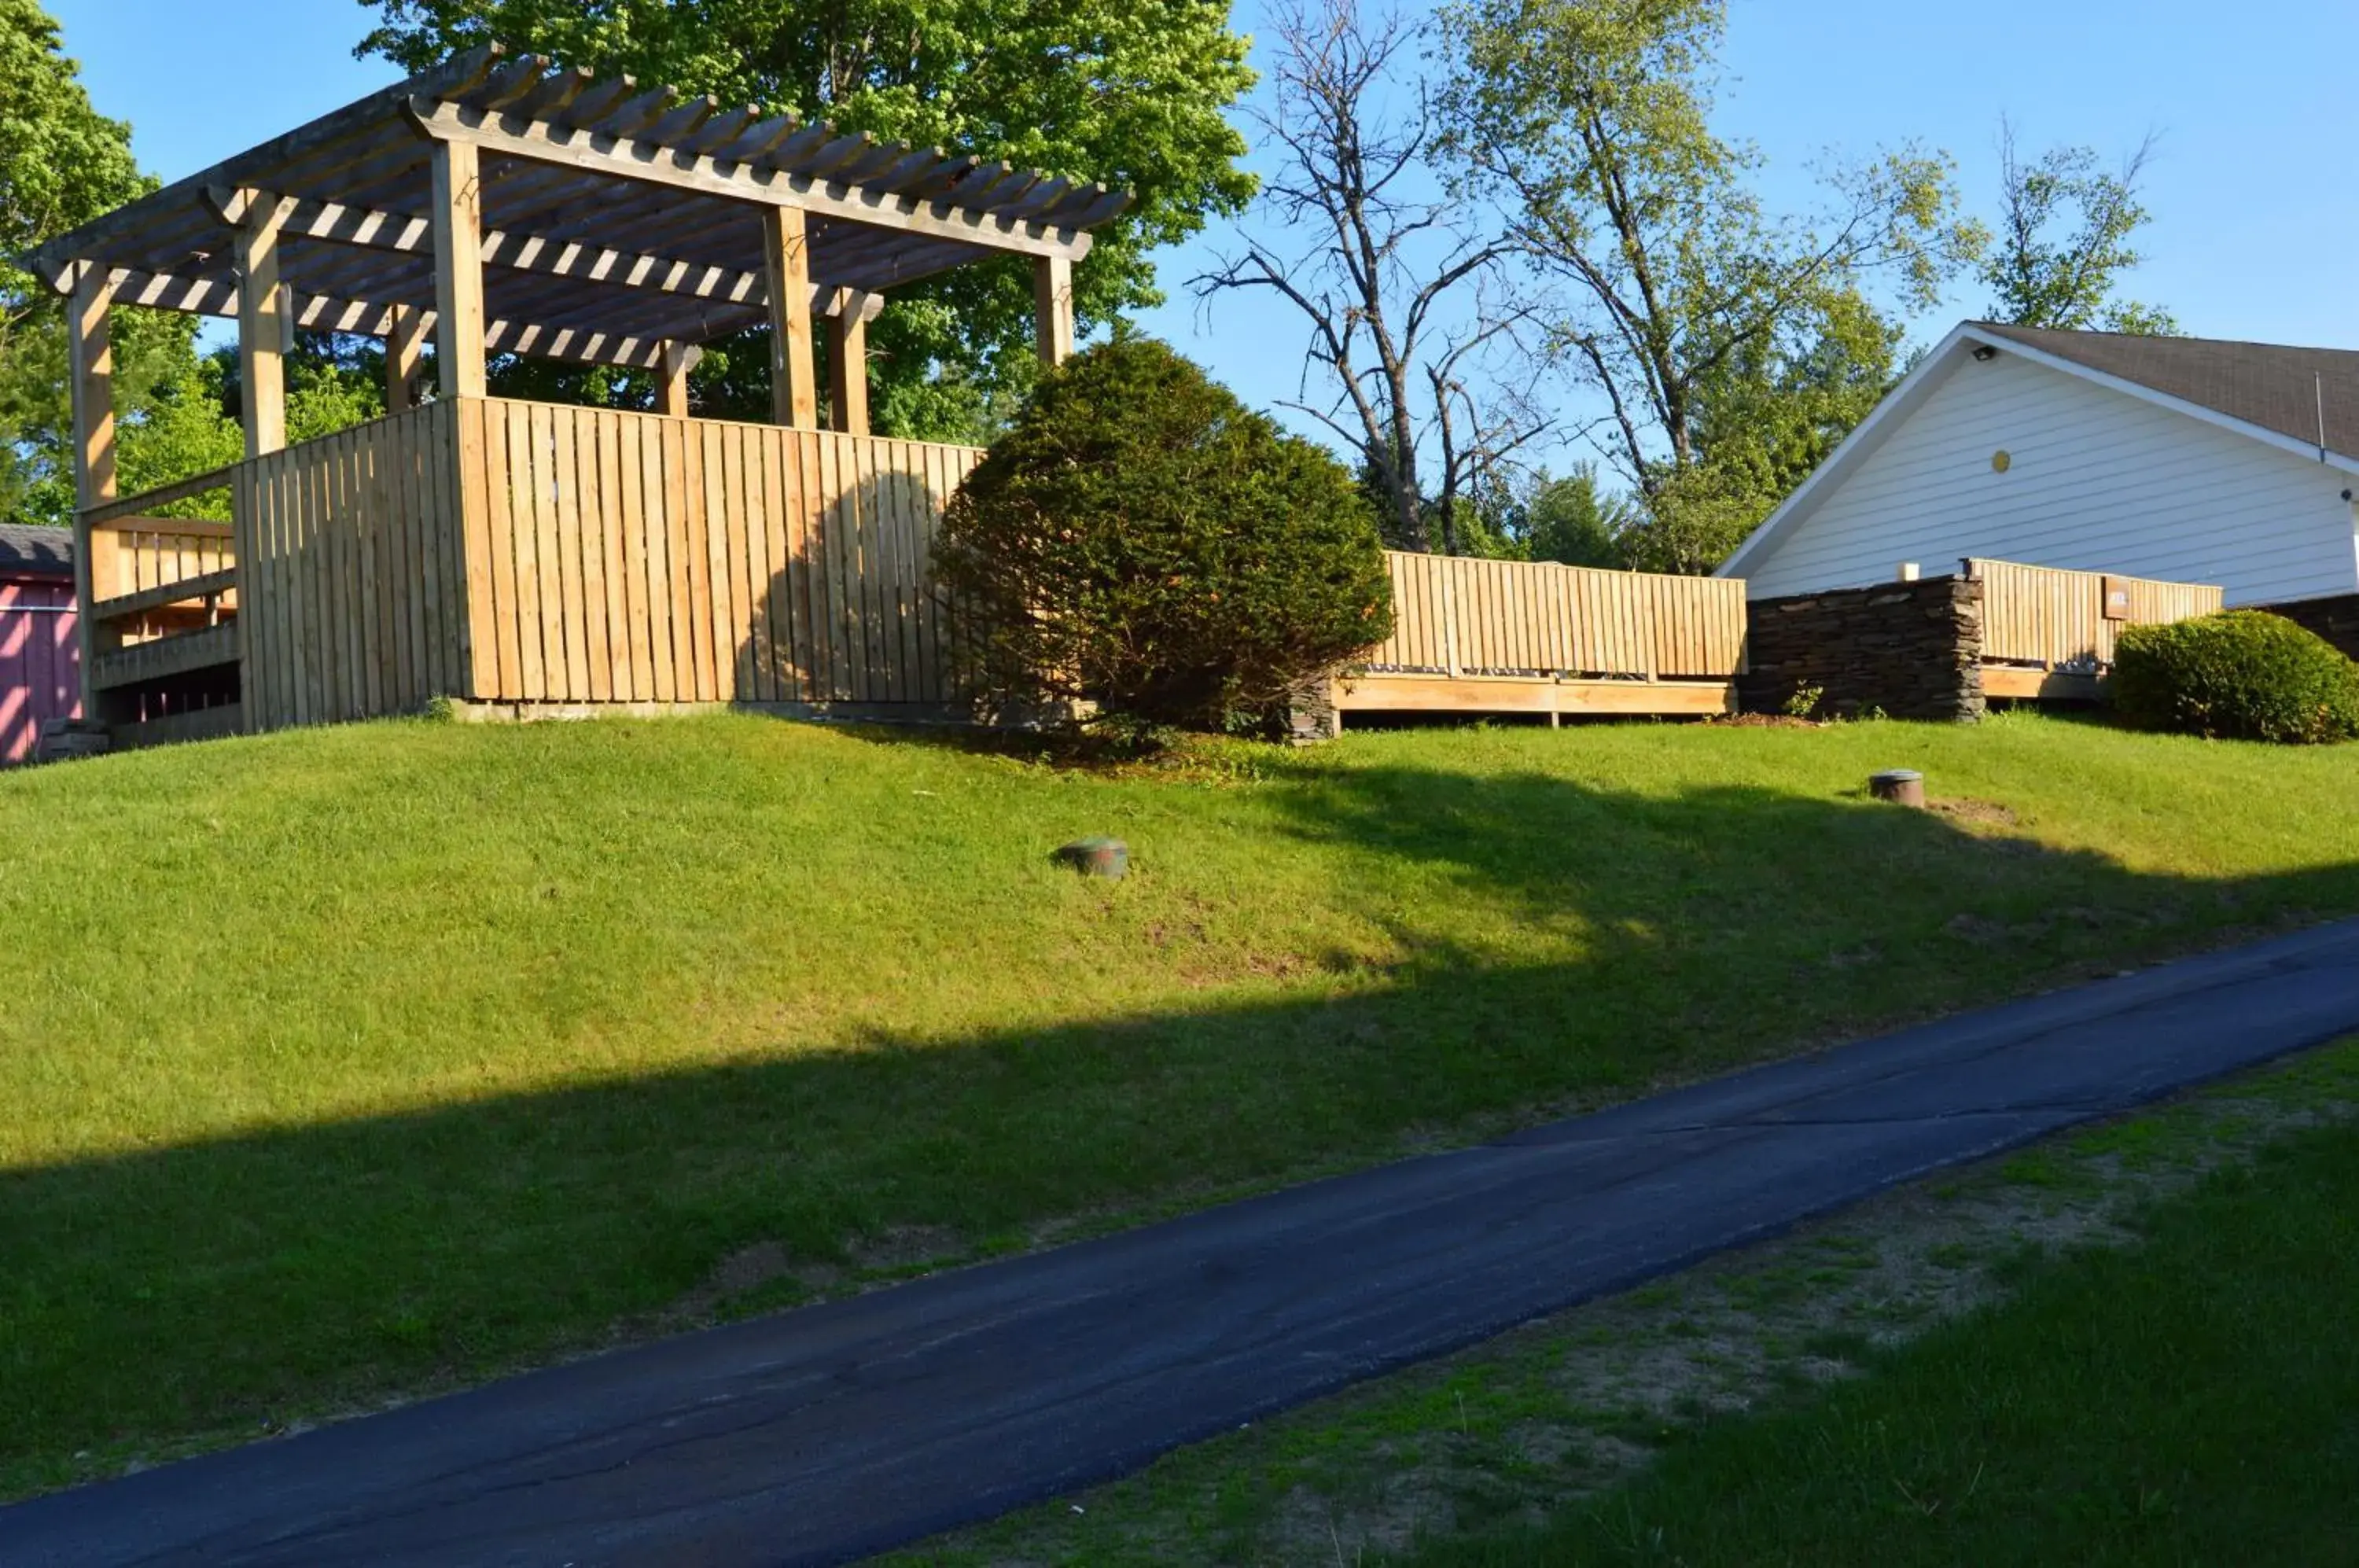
1688,289,1902,506
934,337,1393,734
1514,462,1635,568
358,0,1257,443
0,0,199,525
1982,120,2176,334
1437,0,1976,572
93,336,390,521
1610,285,1904,573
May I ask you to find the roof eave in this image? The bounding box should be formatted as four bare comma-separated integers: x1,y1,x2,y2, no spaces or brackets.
1958,323,2359,479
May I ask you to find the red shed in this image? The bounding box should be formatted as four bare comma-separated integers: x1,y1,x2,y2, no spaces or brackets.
0,524,79,764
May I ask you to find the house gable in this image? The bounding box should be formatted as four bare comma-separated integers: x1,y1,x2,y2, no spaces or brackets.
1727,337,2359,606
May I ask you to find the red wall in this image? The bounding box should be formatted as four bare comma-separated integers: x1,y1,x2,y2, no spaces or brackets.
0,578,79,764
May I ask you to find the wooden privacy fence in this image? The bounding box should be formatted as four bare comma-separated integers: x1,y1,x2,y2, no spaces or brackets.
1971,559,2223,670
462,399,981,712
234,401,469,729
1367,552,1747,678
216,398,986,732
1336,552,1748,722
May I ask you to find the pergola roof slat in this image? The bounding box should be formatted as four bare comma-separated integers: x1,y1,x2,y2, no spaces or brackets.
25,43,1128,359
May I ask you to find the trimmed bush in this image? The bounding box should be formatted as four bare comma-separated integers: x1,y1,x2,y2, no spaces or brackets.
2113,609,2359,743
934,338,1393,734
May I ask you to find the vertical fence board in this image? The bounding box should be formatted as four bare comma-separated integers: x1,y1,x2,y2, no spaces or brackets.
765,429,797,703
457,401,495,701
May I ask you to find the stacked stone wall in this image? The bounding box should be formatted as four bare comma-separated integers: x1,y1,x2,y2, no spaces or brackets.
1737,576,1985,723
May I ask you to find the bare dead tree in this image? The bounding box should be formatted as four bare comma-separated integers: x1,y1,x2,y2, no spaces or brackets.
1194,0,1546,554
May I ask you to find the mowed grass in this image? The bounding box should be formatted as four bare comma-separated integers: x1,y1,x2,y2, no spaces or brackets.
1408,1114,2359,1568
4,709,2359,1496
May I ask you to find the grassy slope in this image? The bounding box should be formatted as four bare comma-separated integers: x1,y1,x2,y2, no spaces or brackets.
4,710,2359,1494
1409,1116,2359,1568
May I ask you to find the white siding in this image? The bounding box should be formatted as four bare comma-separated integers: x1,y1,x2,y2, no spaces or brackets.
1742,351,2359,605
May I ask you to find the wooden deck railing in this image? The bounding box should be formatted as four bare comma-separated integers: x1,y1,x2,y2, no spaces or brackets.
82,473,243,668
1971,559,2223,670
1366,550,1748,680
92,516,237,604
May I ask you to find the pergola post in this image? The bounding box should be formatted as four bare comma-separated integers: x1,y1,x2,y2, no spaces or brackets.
762,206,818,429
658,342,696,418
385,304,428,411
430,138,487,399
236,202,292,458
67,262,115,717
829,296,869,437
1033,255,1075,368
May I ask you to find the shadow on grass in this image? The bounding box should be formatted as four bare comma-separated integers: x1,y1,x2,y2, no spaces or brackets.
6,760,2357,1496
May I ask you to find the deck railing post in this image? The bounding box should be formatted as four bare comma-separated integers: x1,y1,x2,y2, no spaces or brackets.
236,200,293,458
829,293,870,436
385,304,427,411
1032,255,1075,368
68,261,115,720
431,138,488,399
764,207,819,429
659,342,696,418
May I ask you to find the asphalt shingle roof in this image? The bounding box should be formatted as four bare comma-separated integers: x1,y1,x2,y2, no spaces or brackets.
1972,321,2359,463
0,523,73,580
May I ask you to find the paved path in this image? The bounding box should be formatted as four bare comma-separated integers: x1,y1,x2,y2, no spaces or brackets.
15,920,2359,1567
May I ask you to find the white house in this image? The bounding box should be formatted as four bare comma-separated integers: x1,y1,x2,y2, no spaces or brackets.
1717,322,2359,608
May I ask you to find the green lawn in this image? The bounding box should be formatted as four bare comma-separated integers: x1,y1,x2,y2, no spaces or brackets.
1408,1113,2359,1568
5,709,2359,1497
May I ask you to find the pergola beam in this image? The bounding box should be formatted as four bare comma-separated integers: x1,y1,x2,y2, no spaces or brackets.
202,186,884,323
404,98,1097,265
73,265,701,372
17,46,506,285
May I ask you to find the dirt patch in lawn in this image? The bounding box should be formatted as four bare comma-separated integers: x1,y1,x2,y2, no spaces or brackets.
1930,797,2021,828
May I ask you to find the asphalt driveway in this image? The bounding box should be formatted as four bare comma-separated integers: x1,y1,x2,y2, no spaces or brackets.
12,918,2359,1567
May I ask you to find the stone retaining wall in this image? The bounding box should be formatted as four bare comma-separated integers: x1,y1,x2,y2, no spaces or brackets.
1738,576,1986,723
2256,594,2359,663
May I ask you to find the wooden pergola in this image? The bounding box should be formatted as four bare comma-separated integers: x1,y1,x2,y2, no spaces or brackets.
27,46,1125,739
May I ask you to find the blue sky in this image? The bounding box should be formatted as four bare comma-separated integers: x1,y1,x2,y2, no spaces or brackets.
50,0,2359,466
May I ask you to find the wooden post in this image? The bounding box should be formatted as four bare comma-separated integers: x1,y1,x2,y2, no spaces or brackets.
237,202,291,458
385,304,428,411
829,296,869,437
67,263,115,718
1033,254,1075,368
762,206,817,429
431,138,487,399
658,342,695,418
